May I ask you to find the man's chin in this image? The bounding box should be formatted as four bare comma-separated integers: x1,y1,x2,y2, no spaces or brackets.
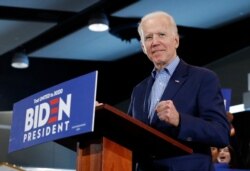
154,62,166,70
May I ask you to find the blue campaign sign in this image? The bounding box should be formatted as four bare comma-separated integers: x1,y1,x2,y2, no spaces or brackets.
9,71,98,153
221,88,232,112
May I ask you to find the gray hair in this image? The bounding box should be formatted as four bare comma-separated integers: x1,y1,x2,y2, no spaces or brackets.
137,11,178,39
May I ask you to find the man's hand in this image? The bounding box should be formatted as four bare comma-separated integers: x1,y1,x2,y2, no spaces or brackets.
156,100,180,127
95,101,103,107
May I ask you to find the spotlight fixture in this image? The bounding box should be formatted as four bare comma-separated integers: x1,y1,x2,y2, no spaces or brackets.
88,12,109,32
11,52,29,69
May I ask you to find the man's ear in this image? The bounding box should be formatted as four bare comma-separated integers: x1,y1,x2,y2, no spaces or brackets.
174,35,180,49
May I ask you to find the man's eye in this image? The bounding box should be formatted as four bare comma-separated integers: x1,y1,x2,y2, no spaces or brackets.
145,36,152,40
159,33,166,37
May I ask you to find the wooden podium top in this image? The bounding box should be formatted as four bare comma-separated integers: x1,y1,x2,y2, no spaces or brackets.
57,104,193,159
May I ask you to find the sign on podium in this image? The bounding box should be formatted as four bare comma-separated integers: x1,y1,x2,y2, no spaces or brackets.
9,71,98,153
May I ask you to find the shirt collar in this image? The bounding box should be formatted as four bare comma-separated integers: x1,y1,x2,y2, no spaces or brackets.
151,56,180,78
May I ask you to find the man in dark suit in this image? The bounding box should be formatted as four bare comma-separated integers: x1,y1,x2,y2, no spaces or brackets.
128,11,230,171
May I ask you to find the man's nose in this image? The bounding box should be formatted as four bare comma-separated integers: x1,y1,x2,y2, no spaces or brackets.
151,35,160,45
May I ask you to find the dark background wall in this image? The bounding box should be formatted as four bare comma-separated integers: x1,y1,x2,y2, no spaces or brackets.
206,46,250,106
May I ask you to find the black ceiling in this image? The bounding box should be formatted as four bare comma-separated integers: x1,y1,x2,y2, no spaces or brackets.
0,0,250,111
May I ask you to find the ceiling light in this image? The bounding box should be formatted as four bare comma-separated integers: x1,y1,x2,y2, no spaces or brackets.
88,13,109,32
11,52,29,69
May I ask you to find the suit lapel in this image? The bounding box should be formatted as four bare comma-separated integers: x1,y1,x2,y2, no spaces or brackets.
143,76,155,124
162,60,189,100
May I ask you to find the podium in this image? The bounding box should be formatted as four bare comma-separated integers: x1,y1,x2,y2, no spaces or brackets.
56,104,193,171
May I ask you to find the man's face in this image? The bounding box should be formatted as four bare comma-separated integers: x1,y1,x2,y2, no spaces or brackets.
140,15,179,70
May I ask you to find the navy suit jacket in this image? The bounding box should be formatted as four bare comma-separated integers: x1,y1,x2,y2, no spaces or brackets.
128,60,230,171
